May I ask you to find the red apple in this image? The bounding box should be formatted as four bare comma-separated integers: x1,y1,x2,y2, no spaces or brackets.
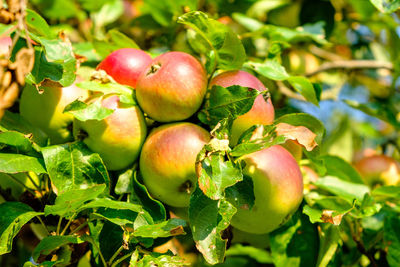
210,70,275,145
136,51,207,122
231,145,303,234
96,48,152,88
355,155,400,187
140,122,210,207
73,94,147,171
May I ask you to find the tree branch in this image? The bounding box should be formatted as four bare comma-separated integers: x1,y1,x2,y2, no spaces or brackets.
305,60,393,77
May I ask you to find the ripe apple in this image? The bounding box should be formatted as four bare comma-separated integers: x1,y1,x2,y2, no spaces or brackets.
210,70,275,145
136,51,207,122
96,48,152,88
231,145,303,234
73,94,147,171
19,80,90,144
140,122,210,207
354,155,400,187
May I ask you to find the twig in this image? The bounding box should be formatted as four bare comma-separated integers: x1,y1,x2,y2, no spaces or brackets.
277,81,306,101
309,45,344,61
108,245,125,265
90,239,108,267
69,220,90,235
25,172,43,198
305,60,393,77
60,213,77,236
4,173,36,196
111,251,134,267
56,217,63,235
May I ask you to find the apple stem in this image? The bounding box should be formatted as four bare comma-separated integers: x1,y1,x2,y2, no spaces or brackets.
76,129,89,140
179,180,193,194
146,63,161,75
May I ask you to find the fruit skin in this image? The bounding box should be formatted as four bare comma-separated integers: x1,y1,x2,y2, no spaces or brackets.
136,52,207,122
231,145,303,234
96,48,152,88
210,70,275,145
140,122,210,207
20,81,90,144
231,227,270,249
73,95,147,171
354,155,400,187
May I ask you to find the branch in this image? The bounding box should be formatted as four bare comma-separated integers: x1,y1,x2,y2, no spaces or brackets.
305,60,393,77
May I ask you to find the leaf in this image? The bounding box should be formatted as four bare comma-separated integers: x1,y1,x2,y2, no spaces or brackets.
231,13,264,31
32,236,84,262
108,29,139,49
93,29,139,59
133,218,186,238
226,244,272,264
42,142,110,195
63,99,114,121
25,9,53,38
0,131,35,153
319,155,364,184
0,111,48,147
316,224,341,267
269,210,319,267
91,0,123,28
131,172,167,224
225,174,255,211
197,153,243,200
0,202,42,255
275,113,325,145
287,76,319,106
372,185,400,199
133,252,189,267
76,81,134,98
25,47,76,87
189,187,236,265
383,211,400,266
245,60,289,81
303,205,323,224
178,11,246,72
313,176,370,202
198,85,263,127
275,123,318,151
44,184,106,218
0,153,46,174
370,0,400,13
29,33,75,63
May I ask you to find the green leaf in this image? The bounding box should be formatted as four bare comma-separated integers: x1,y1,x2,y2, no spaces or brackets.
0,131,35,153
303,205,323,224
269,210,319,267
91,0,124,29
108,29,139,49
29,33,75,63
32,235,84,262
133,218,186,238
198,85,263,127
0,202,42,255
26,47,76,87
76,81,133,97
133,252,189,267
44,184,106,218
245,60,289,81
313,176,370,202
0,111,48,146
64,99,114,121
25,9,53,38
383,211,400,266
225,175,255,211
316,224,341,267
0,153,46,174
226,244,272,264
197,153,243,200
372,185,400,199
178,11,246,72
42,142,110,195
319,155,364,184
131,172,167,223
189,187,236,265
231,13,264,31
370,0,400,13
287,76,319,106
93,29,140,59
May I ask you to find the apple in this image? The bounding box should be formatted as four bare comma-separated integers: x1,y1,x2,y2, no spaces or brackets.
96,48,152,88
136,51,207,122
354,155,400,187
19,80,90,144
73,94,147,171
209,70,275,145
282,49,320,75
231,145,303,234
140,122,210,207
231,227,270,249
0,36,12,57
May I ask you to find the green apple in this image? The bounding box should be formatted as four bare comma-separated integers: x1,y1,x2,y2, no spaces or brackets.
20,81,90,144
140,122,210,207
355,155,400,187
231,227,270,249
210,70,275,145
73,94,147,171
231,145,303,234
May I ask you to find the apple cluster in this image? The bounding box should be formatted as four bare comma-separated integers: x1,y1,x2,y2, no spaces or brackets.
19,48,304,235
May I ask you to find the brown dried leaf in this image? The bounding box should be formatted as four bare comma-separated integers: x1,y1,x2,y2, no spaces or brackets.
0,9,14,24
275,122,318,151
320,210,344,225
1,70,11,88
169,225,185,236
7,0,21,13
14,47,34,85
0,82,19,119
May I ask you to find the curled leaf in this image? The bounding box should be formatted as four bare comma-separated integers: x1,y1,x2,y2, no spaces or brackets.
320,210,344,226
275,123,317,151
